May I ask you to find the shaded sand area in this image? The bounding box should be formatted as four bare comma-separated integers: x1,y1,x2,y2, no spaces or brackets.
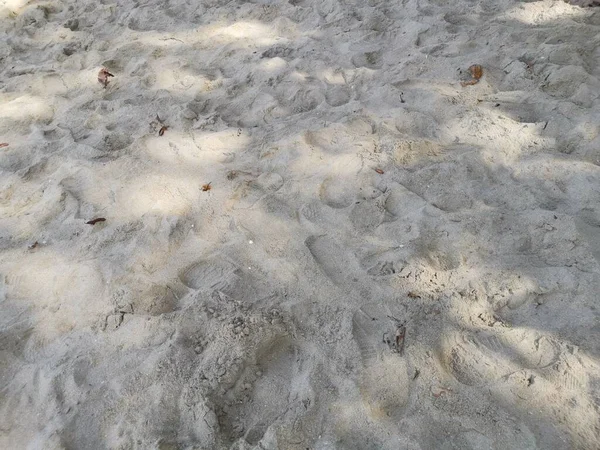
2,0,600,448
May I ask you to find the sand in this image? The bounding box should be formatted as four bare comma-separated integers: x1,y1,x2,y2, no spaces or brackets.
1,0,600,448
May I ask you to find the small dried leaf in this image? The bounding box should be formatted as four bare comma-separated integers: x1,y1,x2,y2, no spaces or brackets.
201,183,212,192
0,143,8,148
375,168,384,174
28,241,39,249
470,64,483,80
460,64,483,87
159,126,168,136
97,68,114,88
86,218,106,225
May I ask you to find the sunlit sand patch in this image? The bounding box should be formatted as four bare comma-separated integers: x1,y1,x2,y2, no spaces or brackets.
257,57,288,74
0,0,29,15
499,2,587,25
150,65,209,92
143,130,249,167
132,21,280,48
2,252,108,345
209,21,279,46
319,68,346,85
116,173,198,218
0,95,54,133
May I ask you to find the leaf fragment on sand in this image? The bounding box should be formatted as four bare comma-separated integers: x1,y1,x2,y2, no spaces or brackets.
470,64,483,80
86,218,106,225
97,68,114,88
460,64,483,87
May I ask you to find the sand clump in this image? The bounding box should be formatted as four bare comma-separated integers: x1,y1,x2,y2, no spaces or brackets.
2,0,600,448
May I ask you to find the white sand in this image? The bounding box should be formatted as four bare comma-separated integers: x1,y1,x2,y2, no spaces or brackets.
1,0,600,448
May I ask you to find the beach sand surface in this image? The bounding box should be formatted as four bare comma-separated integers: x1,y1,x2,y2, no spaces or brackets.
1,0,600,448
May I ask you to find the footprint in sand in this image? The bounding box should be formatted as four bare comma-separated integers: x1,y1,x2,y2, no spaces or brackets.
305,235,363,287
243,338,298,444
319,176,355,209
441,328,561,387
179,257,241,293
575,216,600,265
219,336,312,447
232,172,284,210
352,304,410,421
288,89,324,114
351,51,383,69
350,196,386,232
383,182,429,221
442,327,600,447
324,85,352,107
298,201,325,226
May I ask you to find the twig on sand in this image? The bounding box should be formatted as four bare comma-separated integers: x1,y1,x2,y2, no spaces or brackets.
159,37,185,43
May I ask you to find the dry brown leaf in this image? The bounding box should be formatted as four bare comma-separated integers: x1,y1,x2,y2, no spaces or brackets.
460,64,483,87
470,64,483,80
86,218,106,225
97,68,114,88
201,183,212,192
375,168,384,174
0,143,8,148
159,126,168,136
